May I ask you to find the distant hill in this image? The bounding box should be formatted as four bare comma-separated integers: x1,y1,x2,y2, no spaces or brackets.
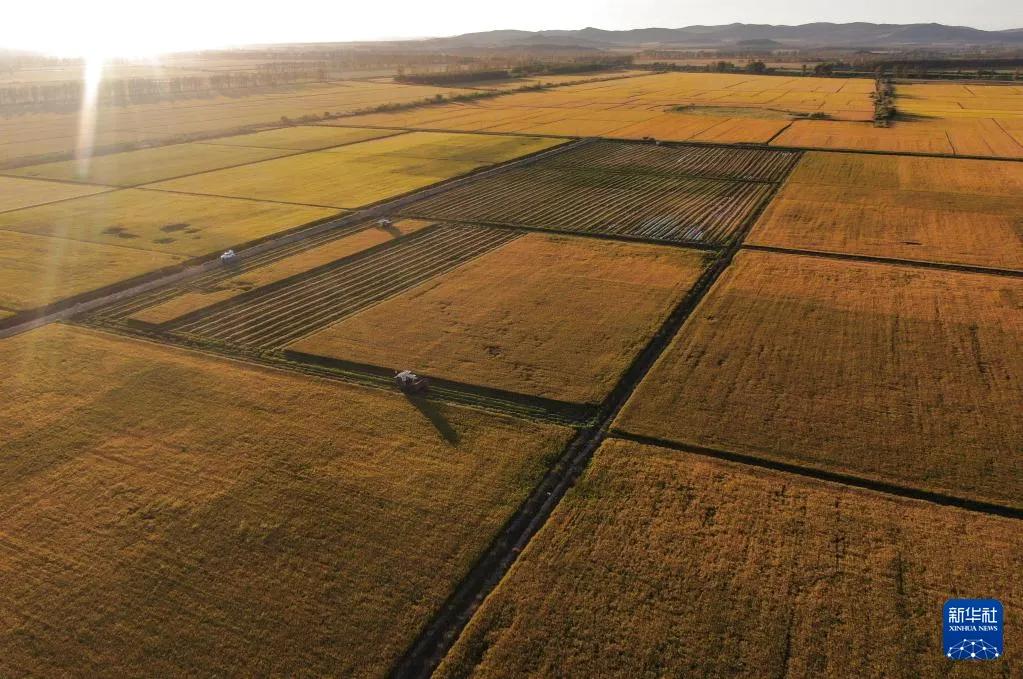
424,22,1023,50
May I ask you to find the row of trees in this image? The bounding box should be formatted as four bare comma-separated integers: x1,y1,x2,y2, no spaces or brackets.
0,66,327,108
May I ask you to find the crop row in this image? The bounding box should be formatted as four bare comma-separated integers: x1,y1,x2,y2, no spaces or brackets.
93,219,370,321
542,140,801,183
168,224,520,349
401,167,774,245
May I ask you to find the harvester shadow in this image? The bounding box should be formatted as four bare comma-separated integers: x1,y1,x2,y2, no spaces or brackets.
406,395,461,446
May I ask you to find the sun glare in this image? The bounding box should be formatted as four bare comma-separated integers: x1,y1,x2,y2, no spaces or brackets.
74,56,105,176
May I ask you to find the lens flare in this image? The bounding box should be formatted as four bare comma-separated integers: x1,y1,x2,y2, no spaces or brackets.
75,56,105,178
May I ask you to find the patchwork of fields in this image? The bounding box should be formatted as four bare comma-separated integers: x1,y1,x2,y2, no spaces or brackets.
146,131,563,209
2,64,1023,677
333,72,875,144
0,128,558,316
747,151,1023,270
437,439,1023,678
0,80,473,167
289,233,711,403
616,249,1023,508
401,141,798,245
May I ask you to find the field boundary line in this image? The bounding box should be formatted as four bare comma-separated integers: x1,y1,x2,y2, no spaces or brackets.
389,148,804,679
610,431,1023,520
321,121,1023,162
765,121,794,144
190,128,410,153
742,244,1023,279
395,216,725,252
282,350,596,425
73,321,588,426
0,137,587,338
0,186,121,217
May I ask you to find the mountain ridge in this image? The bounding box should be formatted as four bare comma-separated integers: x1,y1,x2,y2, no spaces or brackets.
425,22,1023,49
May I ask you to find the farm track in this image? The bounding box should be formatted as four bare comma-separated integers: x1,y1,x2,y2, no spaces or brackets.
167,224,520,349
389,141,802,679
400,167,775,245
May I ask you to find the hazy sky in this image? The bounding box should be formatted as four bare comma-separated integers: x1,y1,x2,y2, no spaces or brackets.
2,0,1021,57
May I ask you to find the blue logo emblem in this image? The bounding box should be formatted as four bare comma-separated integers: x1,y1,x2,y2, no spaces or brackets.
944,599,1003,660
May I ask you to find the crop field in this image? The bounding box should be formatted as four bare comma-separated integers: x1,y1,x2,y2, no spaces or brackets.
289,233,710,403
616,249,1023,509
7,142,298,186
146,132,563,209
125,219,435,326
401,142,795,245
165,224,519,349
195,125,400,151
0,188,337,257
0,80,472,167
0,229,185,312
436,438,1023,679
773,117,1023,159
0,324,572,677
336,72,875,144
0,175,111,212
748,152,1023,270
545,140,800,182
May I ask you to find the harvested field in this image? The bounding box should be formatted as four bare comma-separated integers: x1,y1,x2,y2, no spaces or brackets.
146,132,562,209
0,324,571,678
616,250,1023,509
0,175,111,212
127,219,435,325
0,229,184,312
8,143,297,186
436,438,1023,679
197,125,400,151
545,140,800,182
0,189,337,257
289,233,710,403
168,224,519,349
401,142,794,245
402,167,772,245
748,152,1023,270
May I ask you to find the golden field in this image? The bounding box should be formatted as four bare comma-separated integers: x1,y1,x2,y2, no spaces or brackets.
290,233,710,403
9,142,297,186
437,439,1023,679
0,175,111,212
0,229,184,312
748,152,1023,270
0,324,572,677
0,188,337,257
147,132,562,209
329,72,875,143
773,117,1023,158
616,250,1023,508
0,80,472,167
130,219,435,325
196,125,400,151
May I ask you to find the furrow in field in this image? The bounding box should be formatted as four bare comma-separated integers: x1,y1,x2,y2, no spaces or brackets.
169,225,518,349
